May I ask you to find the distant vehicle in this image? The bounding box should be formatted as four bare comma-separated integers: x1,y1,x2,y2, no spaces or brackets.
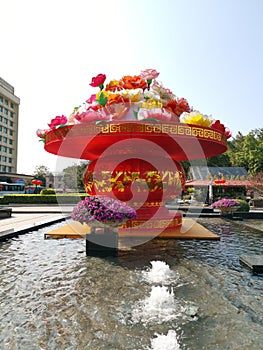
0,181,26,195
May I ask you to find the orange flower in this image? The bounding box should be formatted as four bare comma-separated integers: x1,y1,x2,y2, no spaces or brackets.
105,80,122,92
106,94,130,106
120,75,147,90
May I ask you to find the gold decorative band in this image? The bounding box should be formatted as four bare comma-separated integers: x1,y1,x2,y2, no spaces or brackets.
46,122,225,143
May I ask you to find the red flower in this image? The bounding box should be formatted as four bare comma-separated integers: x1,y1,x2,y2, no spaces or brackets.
224,128,232,139
177,98,191,115
90,74,106,88
165,98,190,117
36,129,46,138
48,115,67,129
211,120,225,133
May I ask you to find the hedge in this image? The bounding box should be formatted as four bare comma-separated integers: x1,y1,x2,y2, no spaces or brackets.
0,194,88,205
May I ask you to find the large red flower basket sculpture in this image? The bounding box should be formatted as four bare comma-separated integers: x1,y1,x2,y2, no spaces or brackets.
40,69,230,235
44,120,228,233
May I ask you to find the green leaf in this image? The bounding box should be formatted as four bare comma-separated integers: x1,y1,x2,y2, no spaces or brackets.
96,92,108,107
133,110,138,120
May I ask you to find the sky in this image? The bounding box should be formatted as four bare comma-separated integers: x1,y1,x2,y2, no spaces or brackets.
1,0,263,175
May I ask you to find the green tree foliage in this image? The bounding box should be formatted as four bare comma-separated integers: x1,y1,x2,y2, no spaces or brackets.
33,164,50,187
228,129,263,175
63,162,89,192
206,151,232,168
248,171,263,196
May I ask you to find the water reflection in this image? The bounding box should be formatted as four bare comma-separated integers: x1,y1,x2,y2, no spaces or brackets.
0,218,262,349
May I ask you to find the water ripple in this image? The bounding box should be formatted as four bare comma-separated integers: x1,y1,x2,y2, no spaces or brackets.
0,219,262,349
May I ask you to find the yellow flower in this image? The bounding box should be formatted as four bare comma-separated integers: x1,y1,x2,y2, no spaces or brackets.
119,88,144,103
180,111,211,127
141,98,163,109
96,90,110,101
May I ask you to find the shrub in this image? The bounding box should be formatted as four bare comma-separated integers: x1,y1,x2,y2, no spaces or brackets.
236,199,250,212
40,188,56,195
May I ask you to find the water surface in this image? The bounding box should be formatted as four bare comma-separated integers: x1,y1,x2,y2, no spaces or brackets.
0,218,262,349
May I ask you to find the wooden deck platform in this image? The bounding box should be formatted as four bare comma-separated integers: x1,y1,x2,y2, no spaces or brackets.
44,219,220,240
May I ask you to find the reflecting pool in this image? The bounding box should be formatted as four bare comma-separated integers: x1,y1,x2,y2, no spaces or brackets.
0,218,262,350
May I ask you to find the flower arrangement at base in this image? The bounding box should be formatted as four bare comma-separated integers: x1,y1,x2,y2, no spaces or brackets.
71,195,137,228
37,69,232,142
211,198,240,214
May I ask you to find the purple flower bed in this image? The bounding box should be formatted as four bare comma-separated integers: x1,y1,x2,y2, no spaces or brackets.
211,198,239,209
71,195,137,225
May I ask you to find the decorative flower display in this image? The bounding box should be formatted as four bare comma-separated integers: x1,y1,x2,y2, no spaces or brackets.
37,69,231,141
48,115,68,129
211,198,240,212
71,195,137,227
180,110,212,127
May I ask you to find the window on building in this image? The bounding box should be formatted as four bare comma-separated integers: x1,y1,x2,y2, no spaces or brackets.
3,127,7,134
4,118,8,124
9,130,13,136
0,106,2,112
2,156,7,162
2,166,6,171
10,103,14,109
0,126,2,131
2,146,7,152
3,137,7,143
8,166,12,172
4,108,8,115
10,112,14,118
9,139,13,145
0,96,3,103
4,99,8,106
10,121,14,127
9,148,12,154
9,158,12,163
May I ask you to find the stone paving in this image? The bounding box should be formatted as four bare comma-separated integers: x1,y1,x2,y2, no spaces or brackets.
0,205,72,240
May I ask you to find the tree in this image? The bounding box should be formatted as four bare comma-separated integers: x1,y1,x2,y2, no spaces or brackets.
227,129,263,175
206,151,232,168
248,171,263,196
33,165,50,187
63,162,89,192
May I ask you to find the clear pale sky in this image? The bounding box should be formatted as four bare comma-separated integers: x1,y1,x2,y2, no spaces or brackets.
1,0,263,175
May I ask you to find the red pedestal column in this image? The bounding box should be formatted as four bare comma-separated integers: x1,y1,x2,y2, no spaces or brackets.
83,155,185,232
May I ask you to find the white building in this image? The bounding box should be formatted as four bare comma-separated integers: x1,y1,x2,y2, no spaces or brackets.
0,77,20,173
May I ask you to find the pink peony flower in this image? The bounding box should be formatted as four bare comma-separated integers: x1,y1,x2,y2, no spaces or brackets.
75,110,110,123
48,115,68,129
86,94,97,104
140,69,160,81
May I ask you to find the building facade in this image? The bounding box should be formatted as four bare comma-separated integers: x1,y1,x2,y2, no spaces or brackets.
0,77,20,173
45,172,66,192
